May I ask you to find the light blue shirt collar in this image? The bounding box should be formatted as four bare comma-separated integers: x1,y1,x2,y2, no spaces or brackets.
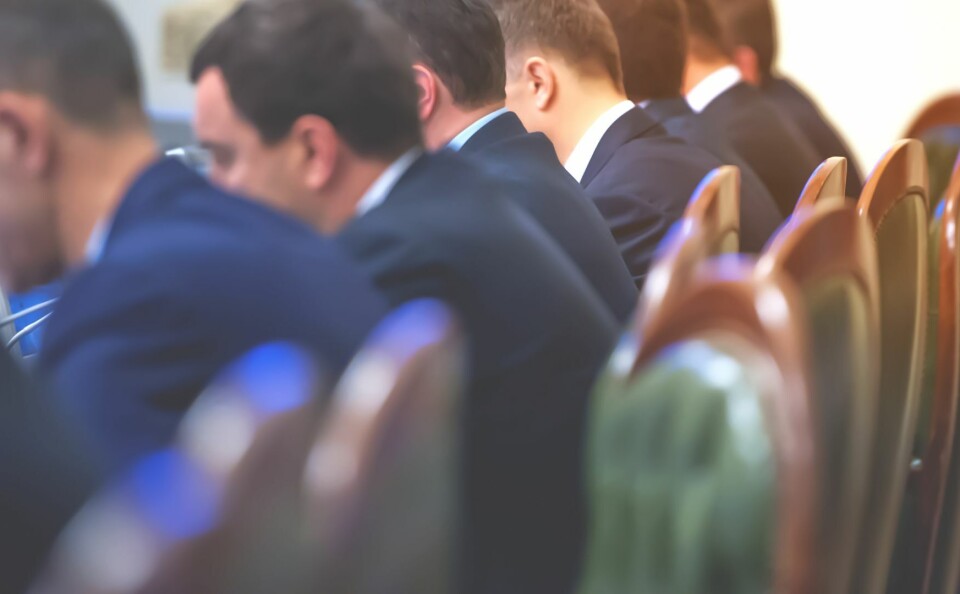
447,107,510,151
355,148,422,217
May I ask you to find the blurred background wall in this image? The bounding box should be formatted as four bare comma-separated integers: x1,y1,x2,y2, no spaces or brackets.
108,0,960,170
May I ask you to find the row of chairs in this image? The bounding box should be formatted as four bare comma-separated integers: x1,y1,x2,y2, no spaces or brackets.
579,139,960,594
30,299,465,594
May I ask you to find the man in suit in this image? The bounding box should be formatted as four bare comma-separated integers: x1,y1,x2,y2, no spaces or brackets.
1,349,103,593
190,2,620,593
712,0,864,197
0,0,388,474
488,0,726,287
597,0,783,252
678,0,822,216
371,0,637,323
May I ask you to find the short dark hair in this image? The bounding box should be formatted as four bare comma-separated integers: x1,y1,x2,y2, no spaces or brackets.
713,0,777,81
597,0,688,101
487,0,624,90
370,0,506,109
191,0,422,160
680,0,731,61
0,0,143,129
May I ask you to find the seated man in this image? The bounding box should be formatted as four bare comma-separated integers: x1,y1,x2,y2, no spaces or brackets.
713,0,864,197
679,0,822,215
190,2,620,594
489,0,726,288
373,0,638,323
0,0,390,473
598,0,783,252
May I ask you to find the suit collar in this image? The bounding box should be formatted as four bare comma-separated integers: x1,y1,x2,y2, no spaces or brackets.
686,65,743,113
459,111,528,154
580,106,664,187
94,157,196,260
642,97,696,124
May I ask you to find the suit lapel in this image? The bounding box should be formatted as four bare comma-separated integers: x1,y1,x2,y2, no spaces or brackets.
459,112,527,154
580,107,662,187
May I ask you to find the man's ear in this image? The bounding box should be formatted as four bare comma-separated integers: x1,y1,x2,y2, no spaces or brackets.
0,92,51,176
412,64,438,123
290,114,340,191
732,45,761,86
524,57,556,112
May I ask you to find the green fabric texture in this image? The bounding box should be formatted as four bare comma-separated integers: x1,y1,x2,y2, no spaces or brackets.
579,340,775,594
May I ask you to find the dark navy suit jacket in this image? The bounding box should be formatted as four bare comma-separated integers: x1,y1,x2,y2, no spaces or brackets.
579,107,725,287
459,111,638,322
698,81,823,216
337,150,619,594
39,159,389,474
644,98,785,252
762,75,864,197
1,349,102,594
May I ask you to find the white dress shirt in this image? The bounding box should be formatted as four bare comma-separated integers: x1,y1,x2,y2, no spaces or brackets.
564,100,636,183
355,148,422,217
447,107,510,151
685,65,743,113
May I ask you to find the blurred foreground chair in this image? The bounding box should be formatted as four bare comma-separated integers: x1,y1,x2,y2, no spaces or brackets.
795,157,848,212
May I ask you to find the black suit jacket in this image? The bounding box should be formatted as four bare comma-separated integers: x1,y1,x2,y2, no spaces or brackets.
698,81,823,216
579,107,725,286
337,151,620,594
460,111,638,322
762,76,864,197
644,98,785,252
1,350,102,593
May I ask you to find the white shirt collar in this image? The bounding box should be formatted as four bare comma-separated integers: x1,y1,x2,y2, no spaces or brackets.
685,65,742,113
355,148,422,217
564,100,636,183
447,107,510,151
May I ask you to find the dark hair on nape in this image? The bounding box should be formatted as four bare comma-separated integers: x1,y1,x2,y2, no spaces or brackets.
0,0,144,130
191,0,422,161
713,0,777,81
369,0,506,110
680,0,732,61
598,0,689,101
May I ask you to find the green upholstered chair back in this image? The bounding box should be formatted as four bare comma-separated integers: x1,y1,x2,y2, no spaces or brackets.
684,166,741,255
580,337,778,594
925,156,960,594
854,139,930,594
795,157,849,213
758,203,880,594
920,126,960,204
583,262,819,594
303,300,464,594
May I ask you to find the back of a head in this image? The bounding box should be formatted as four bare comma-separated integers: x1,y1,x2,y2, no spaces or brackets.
371,0,506,110
597,0,688,101
712,0,778,82
680,0,731,62
191,0,422,160
0,0,143,130
487,0,624,90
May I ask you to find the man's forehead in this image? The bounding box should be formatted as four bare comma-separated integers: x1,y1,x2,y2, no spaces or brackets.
193,68,240,135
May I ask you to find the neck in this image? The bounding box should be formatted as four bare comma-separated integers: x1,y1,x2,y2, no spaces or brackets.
425,101,505,151
683,57,734,95
55,125,158,266
553,79,626,163
317,153,399,234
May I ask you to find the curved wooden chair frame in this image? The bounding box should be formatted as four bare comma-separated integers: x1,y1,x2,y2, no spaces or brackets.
795,157,849,213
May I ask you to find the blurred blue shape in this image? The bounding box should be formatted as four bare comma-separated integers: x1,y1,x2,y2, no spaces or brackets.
7,280,63,356
221,343,317,415
129,449,222,541
366,299,453,361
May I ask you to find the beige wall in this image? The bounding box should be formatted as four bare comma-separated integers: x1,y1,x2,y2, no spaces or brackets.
772,0,960,171
111,0,960,170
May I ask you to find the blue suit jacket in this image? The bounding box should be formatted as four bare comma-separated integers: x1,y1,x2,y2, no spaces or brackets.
762,76,864,197
460,111,638,323
644,98,785,252
39,159,389,474
337,150,620,594
580,107,725,288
